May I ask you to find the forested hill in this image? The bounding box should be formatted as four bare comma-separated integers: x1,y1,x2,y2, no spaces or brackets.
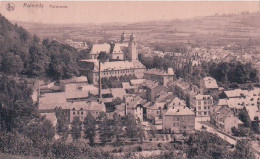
0,14,84,80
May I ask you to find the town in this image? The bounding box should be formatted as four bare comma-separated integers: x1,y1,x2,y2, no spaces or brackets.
30,31,260,157
0,2,260,159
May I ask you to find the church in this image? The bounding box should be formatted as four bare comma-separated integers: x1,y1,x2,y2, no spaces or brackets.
79,32,146,85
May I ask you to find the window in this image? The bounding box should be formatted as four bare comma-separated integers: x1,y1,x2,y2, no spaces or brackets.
204,112,207,115
198,112,202,115
198,101,201,105
204,106,207,110
77,111,79,115
81,112,83,115
73,112,75,115
198,106,201,110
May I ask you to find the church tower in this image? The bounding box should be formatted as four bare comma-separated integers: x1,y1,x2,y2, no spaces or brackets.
120,31,126,43
128,32,138,61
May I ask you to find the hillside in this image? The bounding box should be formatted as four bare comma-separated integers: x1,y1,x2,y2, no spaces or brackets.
0,13,82,80
14,13,260,46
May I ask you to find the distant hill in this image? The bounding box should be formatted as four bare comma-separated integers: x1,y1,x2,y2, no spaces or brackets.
13,13,260,46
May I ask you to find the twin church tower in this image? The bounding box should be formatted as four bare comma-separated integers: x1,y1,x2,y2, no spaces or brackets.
119,31,138,61
88,32,138,61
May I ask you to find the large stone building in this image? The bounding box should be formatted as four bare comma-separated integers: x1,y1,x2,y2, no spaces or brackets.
79,32,146,85
189,94,213,121
163,107,195,133
210,106,243,134
143,80,168,103
144,68,174,86
200,77,219,95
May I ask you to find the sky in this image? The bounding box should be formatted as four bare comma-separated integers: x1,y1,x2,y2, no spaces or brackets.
0,1,260,24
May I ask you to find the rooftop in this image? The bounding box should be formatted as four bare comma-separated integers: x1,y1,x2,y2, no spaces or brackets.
130,79,146,85
195,94,212,100
202,77,218,89
91,60,145,72
169,97,186,107
64,101,106,112
90,43,111,54
165,107,194,116
60,76,88,84
224,89,248,98
143,80,159,89
145,68,174,76
112,43,128,54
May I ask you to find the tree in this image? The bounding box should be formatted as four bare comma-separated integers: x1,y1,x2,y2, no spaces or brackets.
112,113,124,146
23,116,55,147
111,97,123,107
83,112,96,145
97,51,109,63
56,113,69,141
33,35,40,44
231,126,249,137
27,44,48,77
98,113,113,144
125,114,140,142
96,111,107,122
1,52,23,74
137,121,145,144
238,108,251,128
233,140,255,159
185,131,232,159
0,75,37,132
70,117,82,140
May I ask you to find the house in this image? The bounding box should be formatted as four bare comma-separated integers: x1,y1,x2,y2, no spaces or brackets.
65,101,106,122
223,89,248,99
122,82,136,93
167,97,186,109
200,77,219,95
190,94,213,121
101,88,126,103
210,106,243,134
60,76,88,92
218,98,228,106
88,43,111,59
174,78,190,100
146,102,165,121
163,107,195,133
143,80,168,102
130,79,146,93
125,95,144,123
144,68,174,86
113,103,127,117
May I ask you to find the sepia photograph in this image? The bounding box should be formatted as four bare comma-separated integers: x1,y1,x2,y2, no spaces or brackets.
0,1,260,158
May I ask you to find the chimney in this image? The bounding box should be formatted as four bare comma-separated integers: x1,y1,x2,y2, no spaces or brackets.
125,103,127,115
98,60,102,100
